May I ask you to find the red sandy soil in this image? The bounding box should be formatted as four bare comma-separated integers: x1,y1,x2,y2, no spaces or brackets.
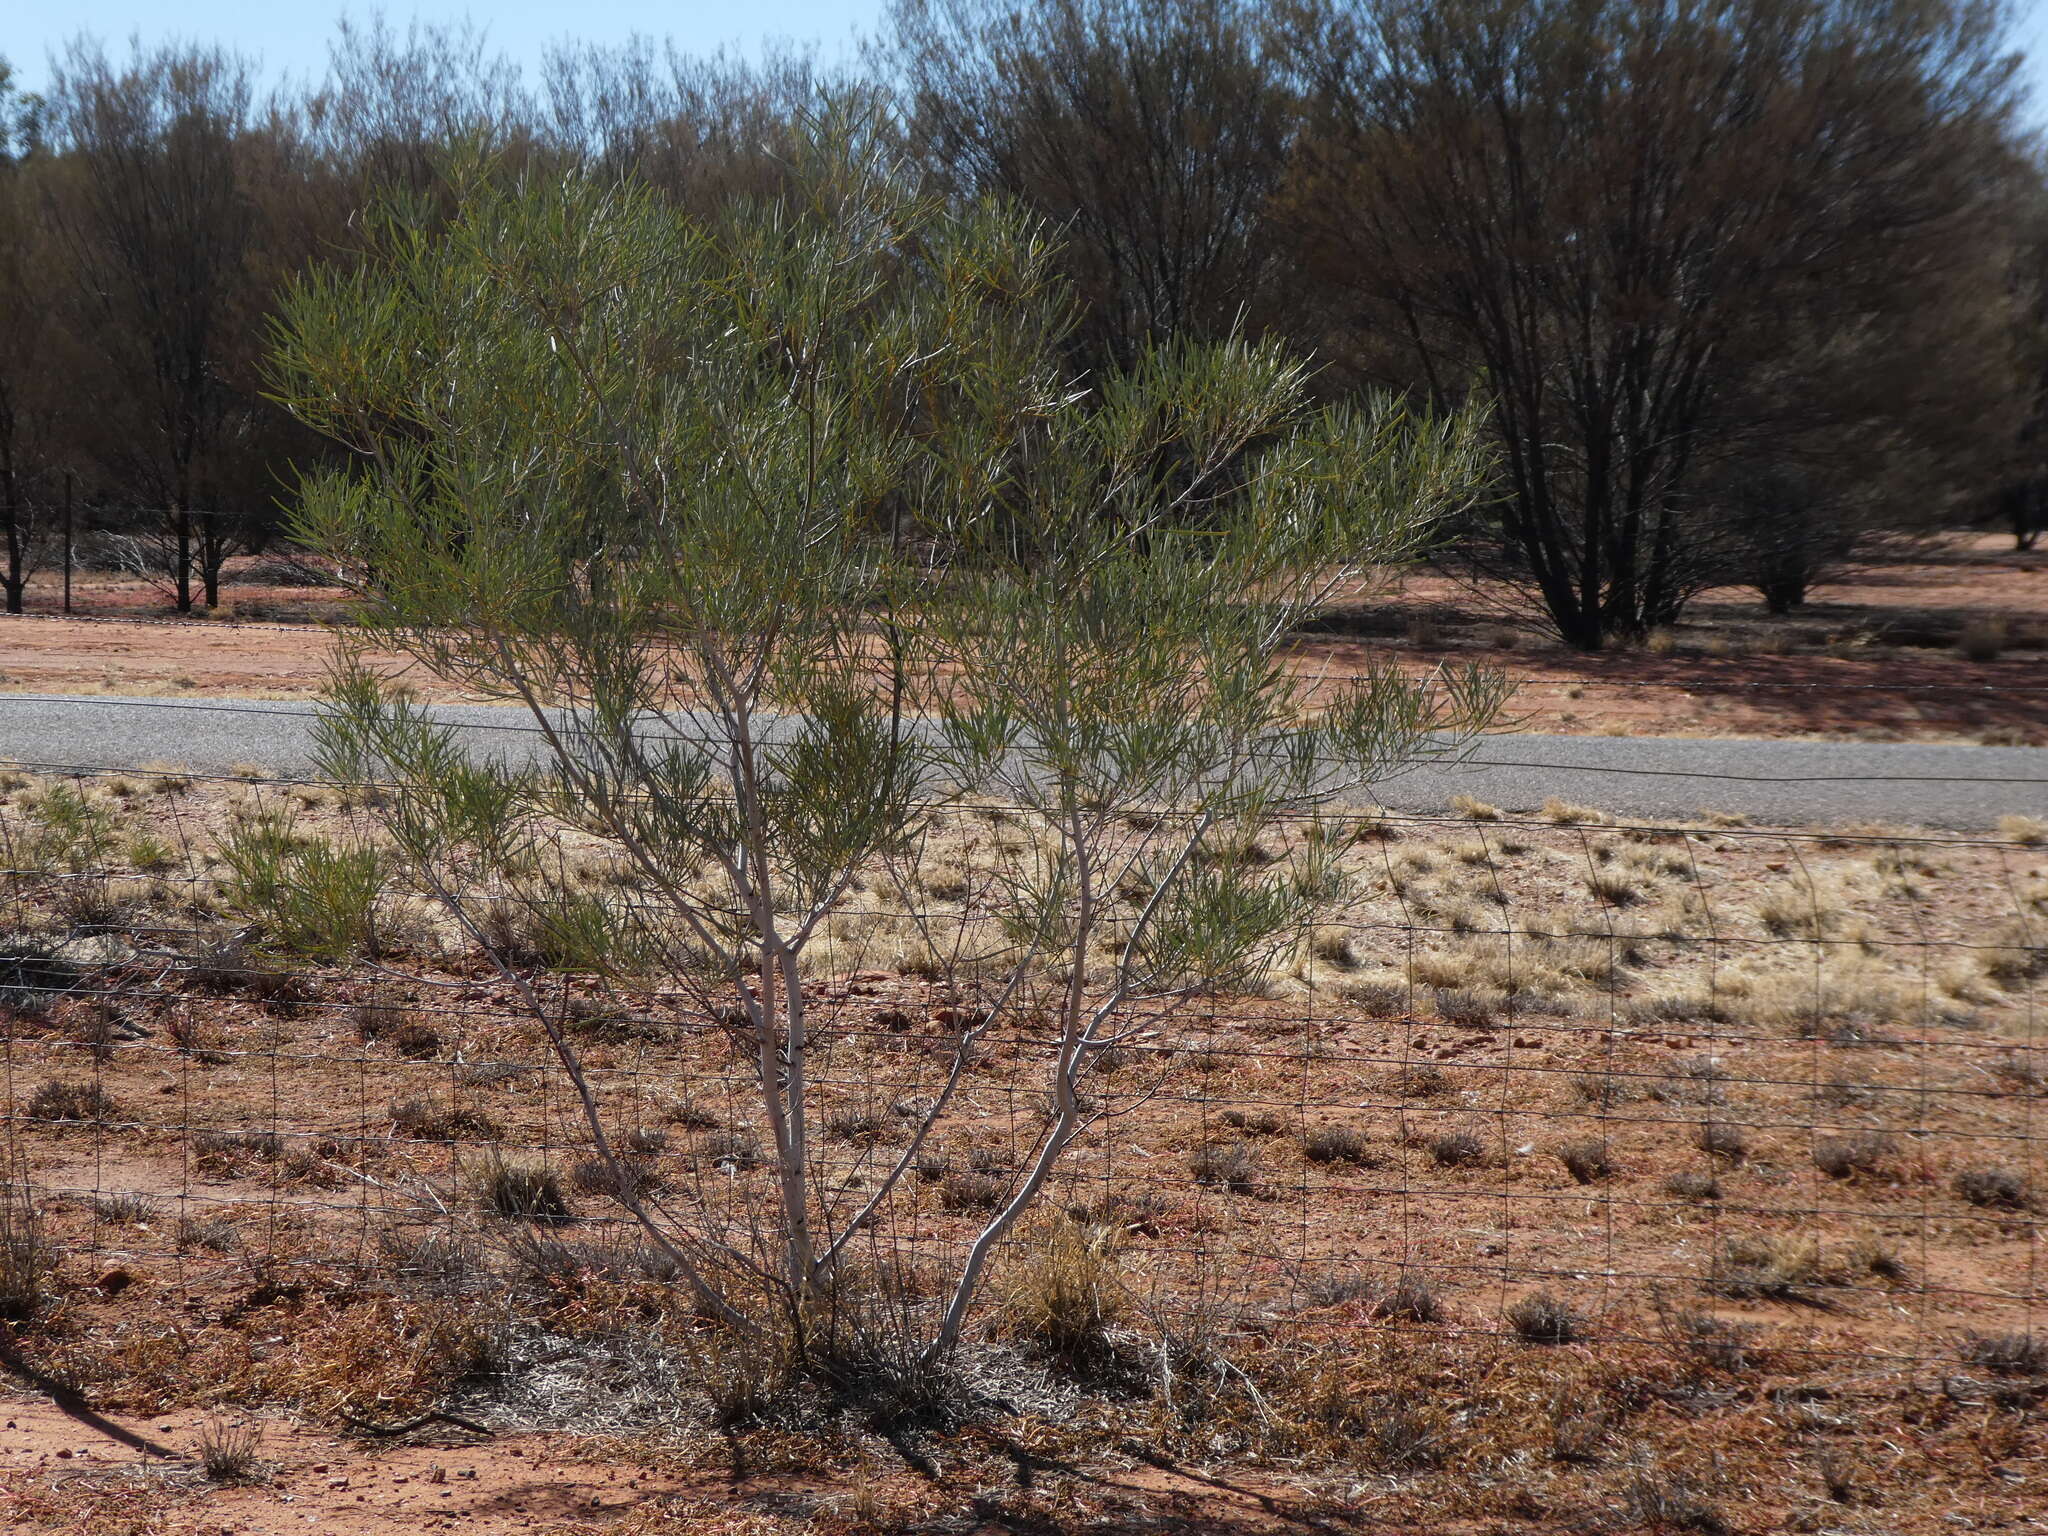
2,1390,1368,1536
2,1399,681,1536
5,536,2047,740
0,774,2045,1531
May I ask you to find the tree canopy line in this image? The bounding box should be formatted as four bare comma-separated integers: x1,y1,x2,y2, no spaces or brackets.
0,0,2042,647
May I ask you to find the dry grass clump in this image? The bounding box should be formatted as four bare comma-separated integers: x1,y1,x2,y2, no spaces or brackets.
191,1129,286,1172
1421,895,1491,936
824,1105,892,1144
0,1166,51,1320
1759,962,1914,1034
1390,1063,1450,1098
1218,1106,1286,1136
1664,1170,1722,1201
1372,1273,1445,1323
1981,921,2048,987
1989,1052,2044,1093
1622,1471,1730,1536
477,1160,571,1223
1568,1070,1637,1108
377,1229,482,1293
1659,1308,1759,1376
353,1000,443,1057
1538,933,1625,987
389,1098,503,1143
1505,1289,1584,1344
1752,881,1835,939
1954,1167,2031,1212
1426,1131,1486,1169
998,1217,1125,1365
1554,1138,1613,1184
1308,926,1360,970
176,1215,241,1252
569,1155,663,1203
1449,794,1501,821
695,1129,762,1171
1349,1398,1454,1470
1708,1233,1841,1302
1691,1122,1748,1163
1541,798,1606,826
26,1078,120,1125
529,1229,680,1292
1584,869,1643,907
387,1021,443,1059
164,1008,229,1061
1190,1140,1260,1194
90,1192,160,1225
1997,814,2048,847
194,1419,264,1483
1962,1331,2047,1376
620,1126,669,1157
1303,1124,1381,1167
1812,1132,1893,1180
1339,975,1411,1016
1851,1235,1910,1284
1309,1270,1444,1324
1406,947,1486,992
1432,987,1496,1026
939,1169,1007,1211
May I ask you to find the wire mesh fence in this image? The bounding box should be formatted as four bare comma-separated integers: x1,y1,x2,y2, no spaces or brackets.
1,749,2043,1420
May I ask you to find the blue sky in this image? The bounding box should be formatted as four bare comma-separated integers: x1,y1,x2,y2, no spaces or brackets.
2019,0,2048,123
4,3,885,95
7,1,2048,122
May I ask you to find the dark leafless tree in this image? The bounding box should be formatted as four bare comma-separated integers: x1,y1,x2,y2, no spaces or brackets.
44,42,270,612
1279,0,2026,648
884,0,1298,373
0,60,58,613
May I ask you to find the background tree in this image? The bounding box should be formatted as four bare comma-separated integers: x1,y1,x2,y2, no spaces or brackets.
1683,241,2023,614
273,128,1504,1377
885,0,1298,374
1279,0,2027,648
540,38,833,214
1993,171,2048,552
303,15,533,199
0,58,58,613
44,42,278,611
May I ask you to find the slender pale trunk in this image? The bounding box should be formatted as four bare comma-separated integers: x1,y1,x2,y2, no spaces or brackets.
928,788,1097,1361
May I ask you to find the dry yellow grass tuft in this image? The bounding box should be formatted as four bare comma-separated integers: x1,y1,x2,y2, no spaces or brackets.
1998,814,2047,847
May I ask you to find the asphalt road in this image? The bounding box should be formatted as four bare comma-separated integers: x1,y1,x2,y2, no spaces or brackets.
1,693,2044,830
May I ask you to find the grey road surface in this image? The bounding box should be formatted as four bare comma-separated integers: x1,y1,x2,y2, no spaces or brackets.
0,693,2043,830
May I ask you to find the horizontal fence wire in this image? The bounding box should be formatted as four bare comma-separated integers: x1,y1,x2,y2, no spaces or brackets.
0,750,2042,1404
